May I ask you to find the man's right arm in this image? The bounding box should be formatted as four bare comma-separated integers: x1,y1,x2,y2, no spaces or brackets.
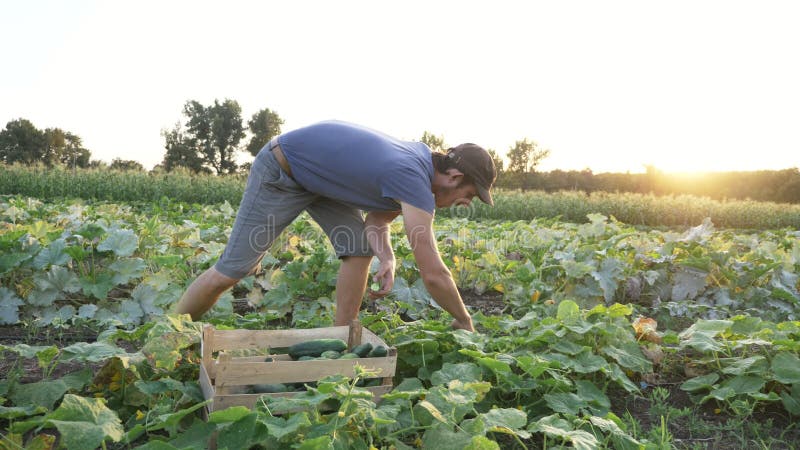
400,202,474,331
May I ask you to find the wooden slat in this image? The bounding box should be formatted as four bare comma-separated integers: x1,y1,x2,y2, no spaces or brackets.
360,329,388,347
214,356,397,386
348,320,362,350
205,325,390,352
229,354,293,363
210,326,352,351
212,383,393,412
199,363,215,406
202,324,215,377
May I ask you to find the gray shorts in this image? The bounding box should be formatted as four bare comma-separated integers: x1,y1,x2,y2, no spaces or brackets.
214,140,373,279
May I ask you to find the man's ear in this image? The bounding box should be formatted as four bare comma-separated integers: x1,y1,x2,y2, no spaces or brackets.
446,168,465,185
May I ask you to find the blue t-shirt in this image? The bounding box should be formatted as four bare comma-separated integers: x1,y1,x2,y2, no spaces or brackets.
277,121,435,213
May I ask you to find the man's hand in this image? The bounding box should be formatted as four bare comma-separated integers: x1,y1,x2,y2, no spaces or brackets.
369,258,395,299
365,210,400,300
451,317,475,332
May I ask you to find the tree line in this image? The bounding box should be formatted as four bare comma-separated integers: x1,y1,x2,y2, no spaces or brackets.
3,99,798,203
0,118,143,171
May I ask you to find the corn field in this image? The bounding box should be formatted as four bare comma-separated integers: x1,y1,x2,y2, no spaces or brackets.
3,164,800,230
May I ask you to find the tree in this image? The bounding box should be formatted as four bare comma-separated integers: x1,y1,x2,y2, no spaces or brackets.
109,158,144,171
420,131,447,153
506,138,550,173
44,128,91,168
162,99,245,175
246,108,284,156
184,99,245,175
161,122,206,173
0,118,47,165
487,148,504,174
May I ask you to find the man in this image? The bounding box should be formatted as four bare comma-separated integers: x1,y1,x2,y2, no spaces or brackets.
174,120,496,332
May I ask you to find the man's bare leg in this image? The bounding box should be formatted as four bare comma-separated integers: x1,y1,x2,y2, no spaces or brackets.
174,267,240,320
334,255,372,325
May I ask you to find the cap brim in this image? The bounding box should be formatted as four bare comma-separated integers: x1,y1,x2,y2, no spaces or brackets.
476,184,493,206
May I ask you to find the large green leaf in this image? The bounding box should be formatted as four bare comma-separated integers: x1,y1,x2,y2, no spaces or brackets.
118,299,144,325
60,342,130,363
0,252,30,274
296,435,332,450
576,380,611,415
477,357,512,376
98,229,139,257
601,342,653,373
544,392,587,415
780,385,800,415
0,404,47,420
166,418,217,450
671,267,707,301
431,362,482,386
217,412,257,450
0,287,24,324
529,414,599,450
464,435,501,450
591,257,624,303
588,415,643,450
11,368,92,410
44,394,124,450
479,407,529,437
32,265,81,300
603,363,640,393
557,299,581,323
771,352,800,384
131,283,164,316
722,356,768,376
422,423,473,450
80,273,115,300
722,375,765,395
32,238,71,269
571,349,607,374
109,257,147,285
680,373,720,393
262,412,312,440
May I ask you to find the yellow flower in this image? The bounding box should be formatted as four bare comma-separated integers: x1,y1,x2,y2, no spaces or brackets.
531,290,541,302
136,410,146,420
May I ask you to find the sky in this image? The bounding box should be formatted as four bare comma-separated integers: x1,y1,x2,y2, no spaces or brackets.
1,0,798,174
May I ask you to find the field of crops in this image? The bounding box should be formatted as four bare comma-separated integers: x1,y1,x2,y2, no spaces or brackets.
3,164,800,230
1,194,800,449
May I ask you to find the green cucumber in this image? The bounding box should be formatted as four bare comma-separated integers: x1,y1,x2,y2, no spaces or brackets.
368,345,388,357
350,342,373,358
320,350,341,359
251,383,288,393
288,338,348,359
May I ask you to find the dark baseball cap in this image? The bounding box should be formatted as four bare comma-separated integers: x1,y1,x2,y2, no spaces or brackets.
446,143,497,206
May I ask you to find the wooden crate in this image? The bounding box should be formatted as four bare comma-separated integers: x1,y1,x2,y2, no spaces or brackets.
199,320,396,414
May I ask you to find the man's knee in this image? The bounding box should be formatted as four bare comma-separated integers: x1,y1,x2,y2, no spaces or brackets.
205,267,240,291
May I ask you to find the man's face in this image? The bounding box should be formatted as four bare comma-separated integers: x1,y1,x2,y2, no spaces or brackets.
434,182,478,208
